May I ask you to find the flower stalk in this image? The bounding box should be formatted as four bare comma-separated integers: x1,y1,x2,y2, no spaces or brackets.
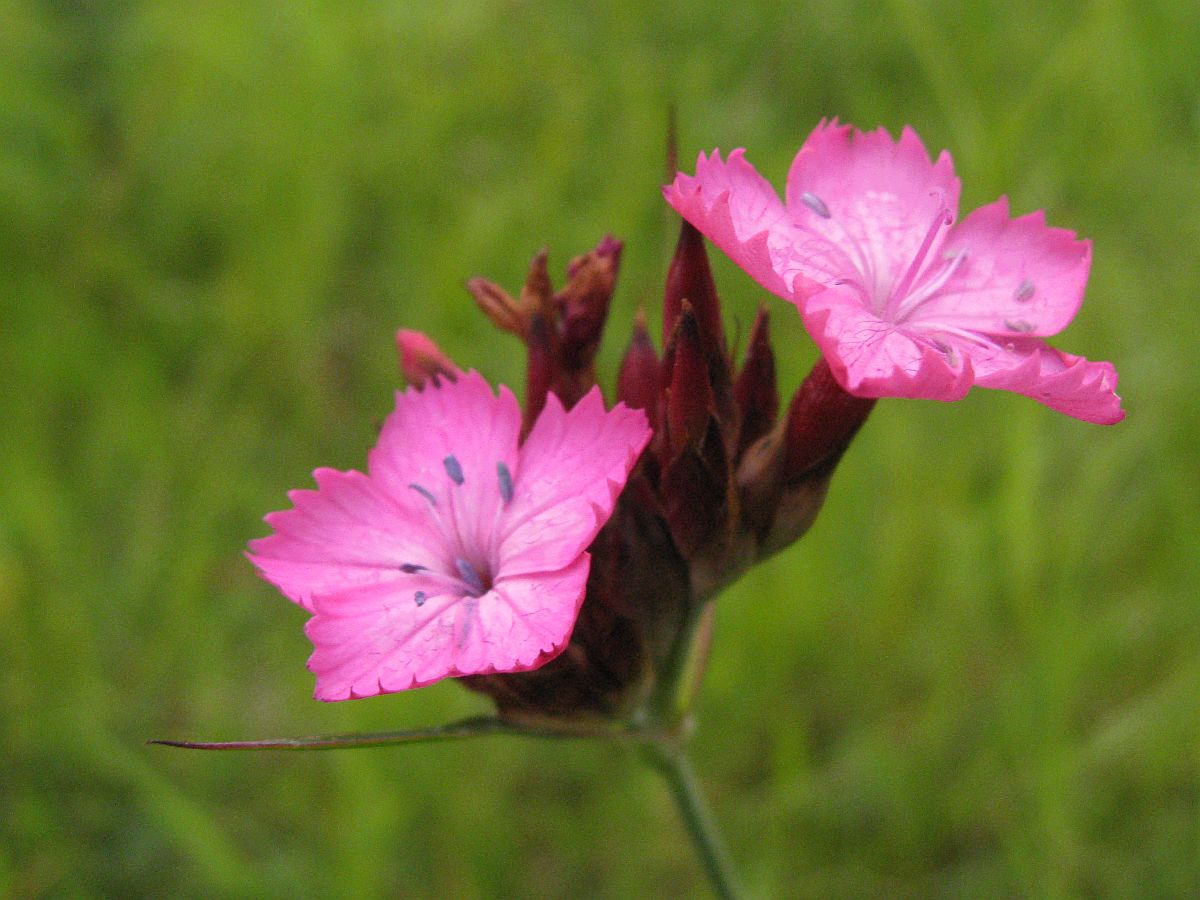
642,740,743,900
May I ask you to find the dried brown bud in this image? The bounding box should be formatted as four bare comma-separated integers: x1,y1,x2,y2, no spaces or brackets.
558,236,622,375
466,277,524,336
520,248,556,325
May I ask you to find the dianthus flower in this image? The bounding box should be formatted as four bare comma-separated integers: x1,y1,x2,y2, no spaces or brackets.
249,371,650,700
665,120,1124,423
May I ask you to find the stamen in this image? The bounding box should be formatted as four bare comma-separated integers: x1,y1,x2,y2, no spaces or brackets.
455,557,486,596
801,191,832,219
443,455,464,485
413,591,427,607
889,200,954,310
399,563,426,574
931,337,960,368
1014,279,1035,302
496,461,514,504
1004,319,1035,333
408,483,437,507
892,248,967,324
457,598,477,648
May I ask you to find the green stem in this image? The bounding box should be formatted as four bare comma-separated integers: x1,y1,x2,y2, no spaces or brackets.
643,740,743,900
642,597,715,730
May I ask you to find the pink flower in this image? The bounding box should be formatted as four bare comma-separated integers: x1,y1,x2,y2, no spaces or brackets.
665,120,1124,424
248,372,651,700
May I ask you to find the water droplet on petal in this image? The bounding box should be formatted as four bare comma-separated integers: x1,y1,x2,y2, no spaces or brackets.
1005,319,1035,333
1014,279,1035,302
413,591,427,607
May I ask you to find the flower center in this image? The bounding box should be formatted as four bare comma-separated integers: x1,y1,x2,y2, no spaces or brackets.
399,453,512,607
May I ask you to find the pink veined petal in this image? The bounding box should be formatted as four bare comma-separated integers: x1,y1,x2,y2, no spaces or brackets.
907,198,1092,337
784,121,961,302
960,335,1125,424
803,286,974,401
305,555,591,700
248,468,443,612
499,387,650,577
368,370,522,559
664,150,796,301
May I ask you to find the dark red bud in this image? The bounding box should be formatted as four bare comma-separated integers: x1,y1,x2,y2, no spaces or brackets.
781,356,875,484
664,219,725,361
665,302,715,459
617,312,660,424
733,306,778,459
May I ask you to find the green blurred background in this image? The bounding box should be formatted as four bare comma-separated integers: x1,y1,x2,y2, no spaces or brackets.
3,1,1197,896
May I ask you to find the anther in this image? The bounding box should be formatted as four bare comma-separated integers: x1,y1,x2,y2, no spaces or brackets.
408,483,437,507
413,591,427,607
399,563,426,574
801,191,832,219
1004,319,1035,333
932,338,960,368
443,455,464,485
455,558,486,596
1014,279,1035,302
496,461,514,504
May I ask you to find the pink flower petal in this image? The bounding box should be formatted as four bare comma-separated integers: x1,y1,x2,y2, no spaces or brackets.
248,469,442,612
784,121,961,301
957,335,1125,424
669,121,1124,422
305,555,590,700
663,150,794,300
804,285,974,401
500,387,650,577
251,372,651,698
907,198,1091,337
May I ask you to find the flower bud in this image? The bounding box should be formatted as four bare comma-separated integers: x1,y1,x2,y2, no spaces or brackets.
664,303,715,458
554,236,622,405
781,357,875,484
733,306,778,458
617,311,660,424
395,329,458,387
664,220,724,361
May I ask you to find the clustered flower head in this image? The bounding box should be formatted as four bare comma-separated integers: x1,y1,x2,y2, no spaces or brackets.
250,120,1123,725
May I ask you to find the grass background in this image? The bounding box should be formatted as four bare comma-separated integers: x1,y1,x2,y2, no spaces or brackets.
3,1,1198,896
